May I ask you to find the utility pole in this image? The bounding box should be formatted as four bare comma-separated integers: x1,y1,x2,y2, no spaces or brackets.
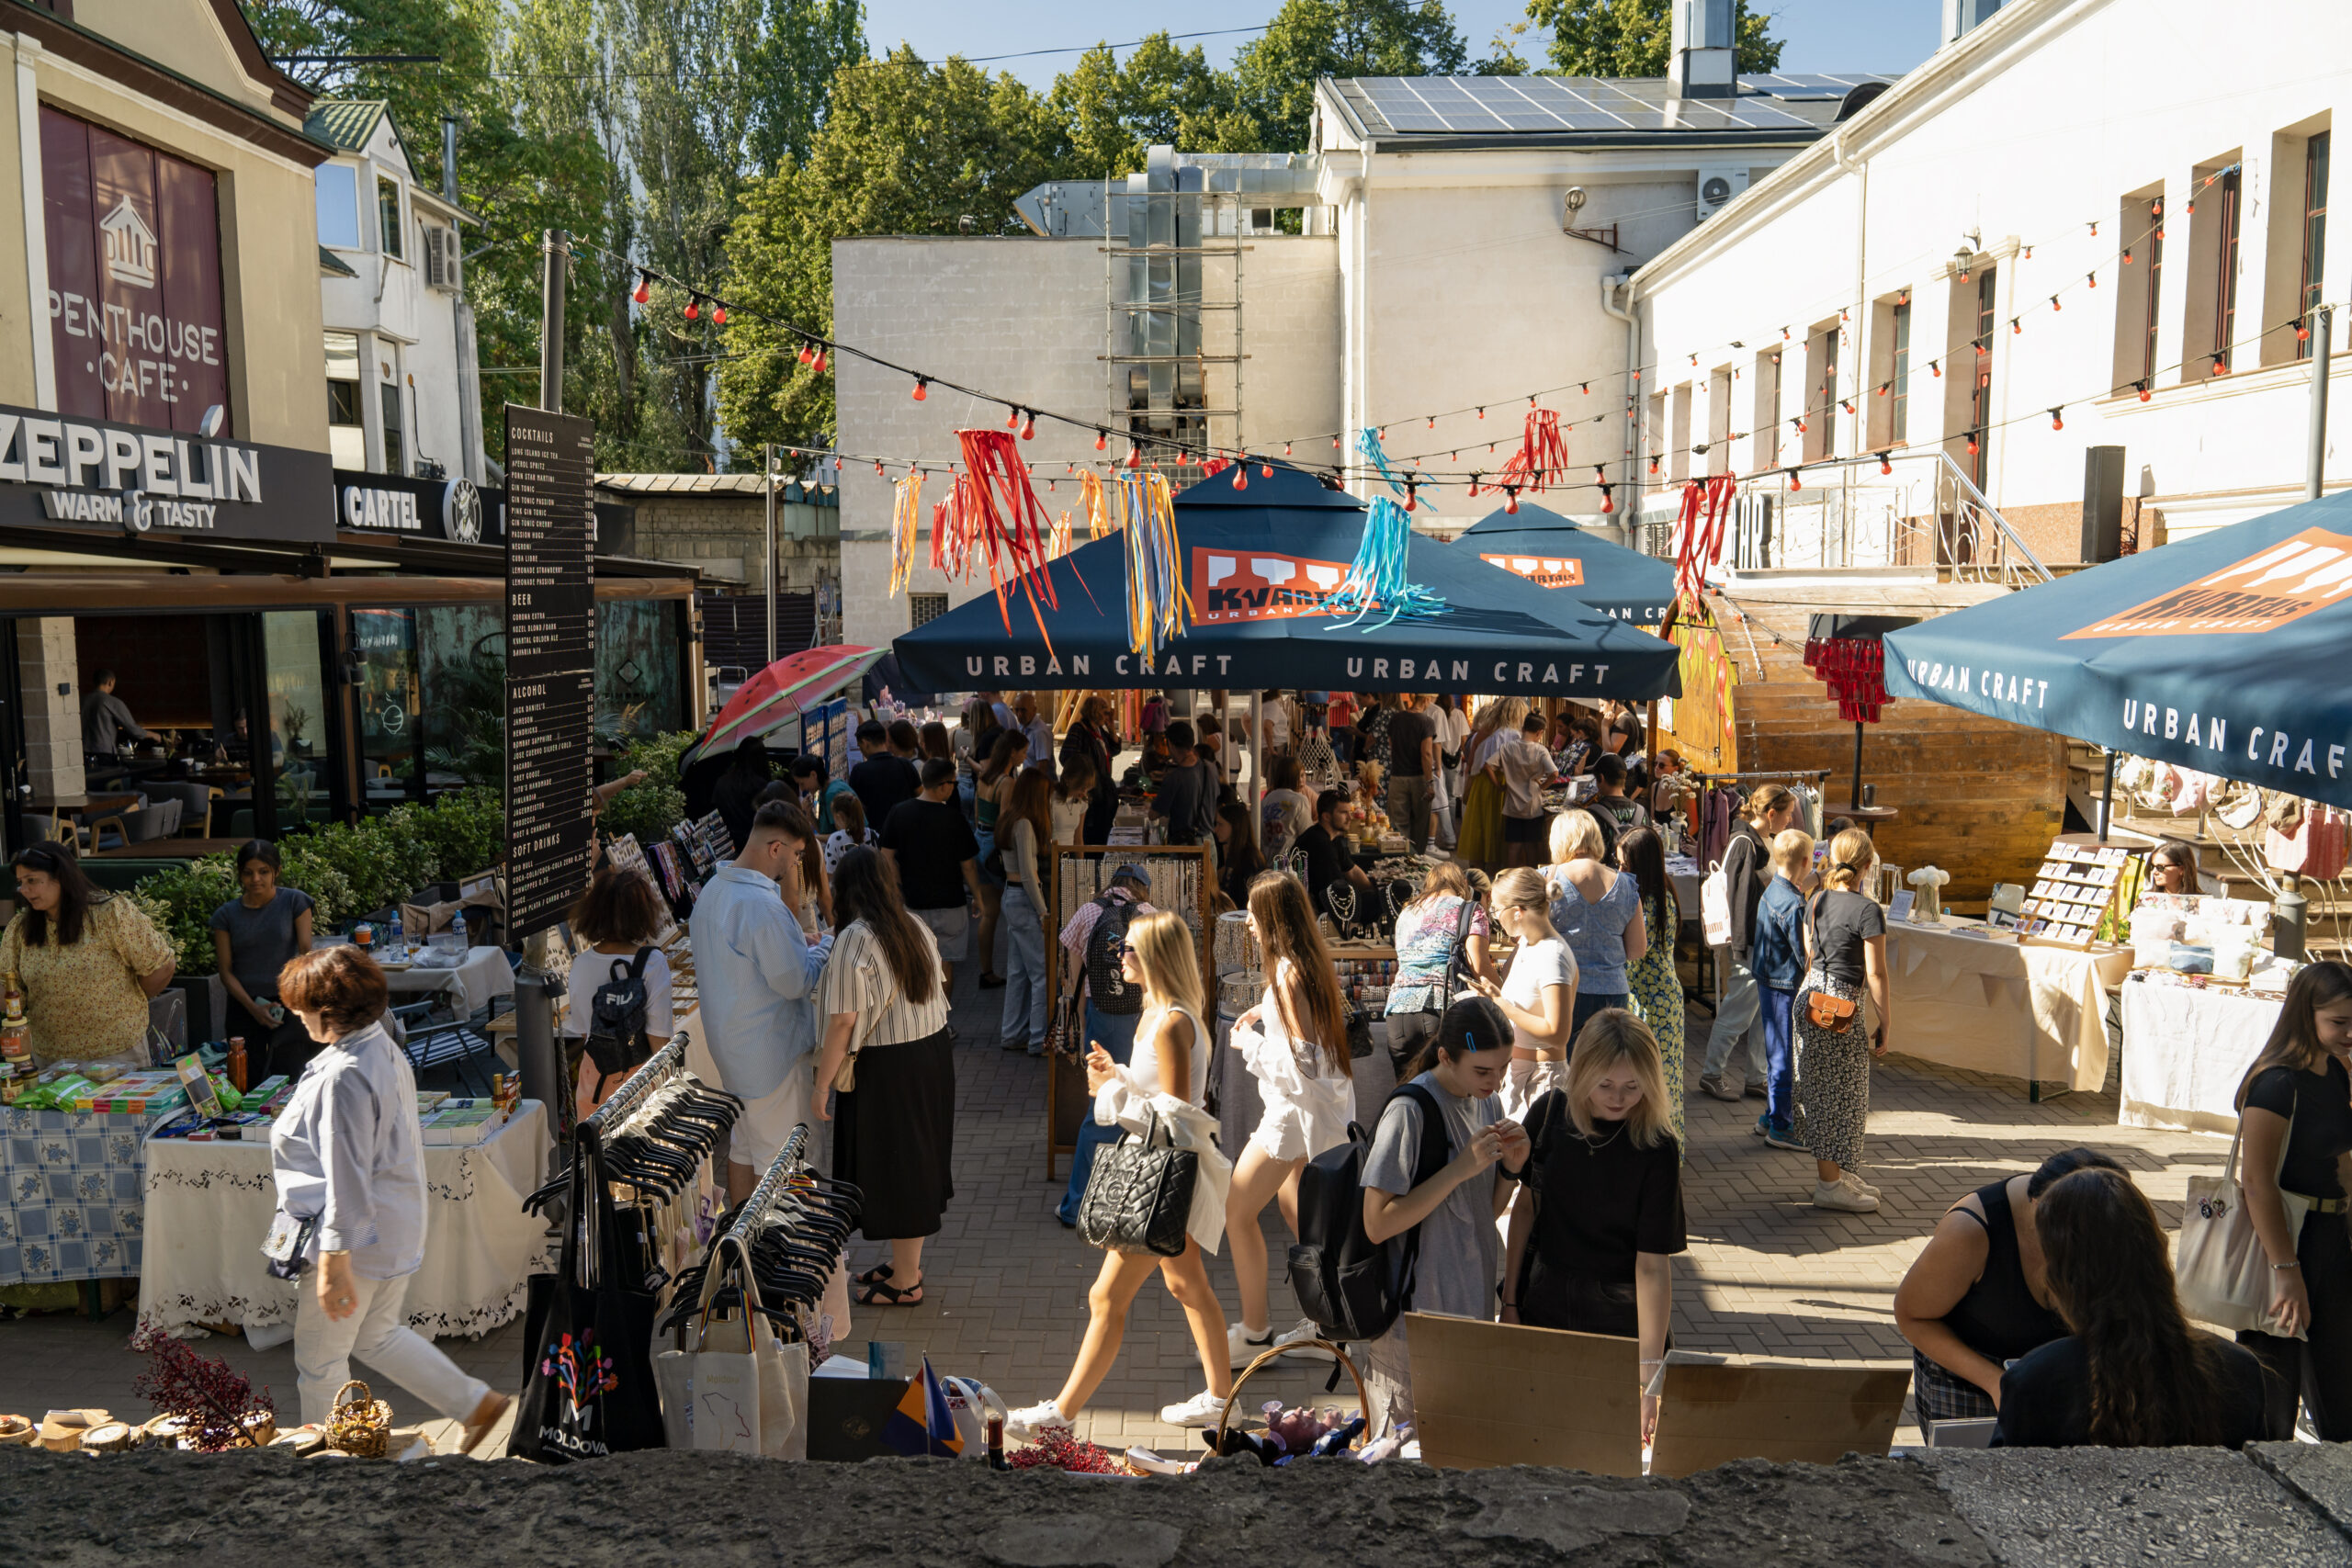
764,443,778,665
2308,304,2333,502
539,229,568,414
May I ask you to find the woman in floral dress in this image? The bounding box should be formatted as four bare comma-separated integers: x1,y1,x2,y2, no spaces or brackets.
1615,826,1686,1156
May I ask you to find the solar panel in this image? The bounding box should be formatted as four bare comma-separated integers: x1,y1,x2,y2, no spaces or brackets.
1340,73,1884,136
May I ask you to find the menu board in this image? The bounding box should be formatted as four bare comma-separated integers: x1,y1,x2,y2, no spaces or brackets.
503,405,597,941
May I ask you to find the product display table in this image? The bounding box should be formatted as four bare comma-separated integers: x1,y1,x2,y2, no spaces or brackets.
135,1100,552,1345
2117,975,2282,1135
0,1103,166,1287
1884,918,2132,1092
379,945,517,1017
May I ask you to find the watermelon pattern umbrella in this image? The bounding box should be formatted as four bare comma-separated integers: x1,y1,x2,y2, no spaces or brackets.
681,645,887,772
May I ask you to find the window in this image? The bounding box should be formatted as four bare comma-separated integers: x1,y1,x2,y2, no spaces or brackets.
2143,197,2165,383
325,332,364,469
1668,383,1691,483
316,163,360,249
379,379,405,475
377,175,404,260
1890,299,1911,446
2301,131,2330,361
1753,350,1782,468
1804,323,1838,462
2211,165,2242,372
1969,266,1996,488
910,593,947,628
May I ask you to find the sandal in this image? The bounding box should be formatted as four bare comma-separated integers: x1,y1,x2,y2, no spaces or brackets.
458,1390,512,1457
856,1276,923,1307
854,1264,894,1287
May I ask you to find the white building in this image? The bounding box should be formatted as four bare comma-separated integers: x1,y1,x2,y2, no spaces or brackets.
308,101,486,484
1623,0,2346,574
833,14,1891,651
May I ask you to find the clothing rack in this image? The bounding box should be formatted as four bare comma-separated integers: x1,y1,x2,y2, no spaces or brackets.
578,1037,688,1140
728,1124,810,1247
1685,769,1832,784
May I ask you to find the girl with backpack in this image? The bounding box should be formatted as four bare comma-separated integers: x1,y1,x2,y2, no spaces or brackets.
1008,911,1236,1440
1501,1009,1685,1446
560,864,673,1126
1358,996,1530,1440
1224,873,1356,1368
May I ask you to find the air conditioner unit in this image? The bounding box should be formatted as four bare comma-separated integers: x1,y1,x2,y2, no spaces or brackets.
1695,164,1748,223
424,225,461,292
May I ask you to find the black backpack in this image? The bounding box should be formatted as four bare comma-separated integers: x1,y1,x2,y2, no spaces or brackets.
583,947,657,1094
1286,1082,1452,1344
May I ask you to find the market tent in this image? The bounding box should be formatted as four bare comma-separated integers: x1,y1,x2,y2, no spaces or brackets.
1883,490,2352,809
1455,502,1677,626
891,466,1681,701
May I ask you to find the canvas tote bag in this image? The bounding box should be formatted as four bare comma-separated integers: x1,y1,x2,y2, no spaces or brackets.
2177,1090,2309,1336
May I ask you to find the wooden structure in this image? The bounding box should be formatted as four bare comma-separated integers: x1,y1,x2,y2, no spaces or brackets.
1688,582,2067,905
2020,834,2134,948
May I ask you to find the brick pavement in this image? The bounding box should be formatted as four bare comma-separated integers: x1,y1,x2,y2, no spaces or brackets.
0,965,2233,1462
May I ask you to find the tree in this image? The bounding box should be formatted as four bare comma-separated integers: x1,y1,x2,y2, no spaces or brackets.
1530,0,1783,77
1050,34,1259,178
1231,0,1470,151
716,48,1069,457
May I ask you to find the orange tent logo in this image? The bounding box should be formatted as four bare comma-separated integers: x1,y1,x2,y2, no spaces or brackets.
2062,526,2352,638
1479,552,1587,590
1190,547,1352,623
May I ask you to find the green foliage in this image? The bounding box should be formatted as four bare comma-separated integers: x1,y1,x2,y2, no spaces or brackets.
295,816,443,917
1529,0,1782,76
1231,0,1469,152
128,848,355,977
600,730,696,845
400,787,507,882
1050,35,1261,180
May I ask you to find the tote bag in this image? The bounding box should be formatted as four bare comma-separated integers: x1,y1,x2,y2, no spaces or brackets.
1077,1108,1198,1257
2177,1092,2309,1336
508,1145,667,1461
656,1238,805,1459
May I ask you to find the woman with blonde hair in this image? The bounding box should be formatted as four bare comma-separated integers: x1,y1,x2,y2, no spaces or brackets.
1456,696,1527,871
1008,911,1235,1438
1464,866,1577,1124
1224,873,1357,1365
1796,827,1891,1213
1544,808,1646,1039
1502,1009,1684,1445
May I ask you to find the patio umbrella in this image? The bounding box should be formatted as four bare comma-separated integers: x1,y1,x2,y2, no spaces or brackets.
1455,502,1678,626
681,644,887,773
892,466,1680,702
1882,491,2352,810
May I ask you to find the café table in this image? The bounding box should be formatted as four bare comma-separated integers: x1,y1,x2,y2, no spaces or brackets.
1883,914,2131,1095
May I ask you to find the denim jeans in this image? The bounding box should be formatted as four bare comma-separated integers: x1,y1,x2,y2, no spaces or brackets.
1057,1002,1141,1224
1570,989,1628,1045
1000,884,1051,1047
1702,958,1768,1085
1758,984,1798,1129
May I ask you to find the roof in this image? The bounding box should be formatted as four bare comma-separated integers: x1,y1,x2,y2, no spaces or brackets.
1325,73,1897,146
596,473,838,507
319,245,357,277
304,99,386,153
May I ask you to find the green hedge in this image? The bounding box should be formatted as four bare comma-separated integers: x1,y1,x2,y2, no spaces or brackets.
598,729,695,846
131,786,503,976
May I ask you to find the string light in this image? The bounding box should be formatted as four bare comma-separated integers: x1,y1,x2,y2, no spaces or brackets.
2212,356,2229,375
1504,489,1520,514
2138,380,2152,402
1966,433,1980,456
1283,442,1293,456
1787,468,1801,492
1232,464,1249,491
874,461,884,477
630,271,650,305
1004,406,1019,430
1877,452,1892,475
1261,461,1272,478
910,377,928,401
797,343,815,367
2122,248,2133,265
811,348,828,373
2050,408,2064,431
2087,271,2098,288
1599,483,1613,514
1020,412,1036,440
2051,296,2062,312
1093,430,1106,450
711,302,726,325
683,296,699,320
2011,318,2021,334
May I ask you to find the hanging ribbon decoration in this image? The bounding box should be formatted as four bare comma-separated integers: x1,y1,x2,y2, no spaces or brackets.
1079,469,1121,539
1672,473,1736,609
1324,428,1446,633
1048,508,1073,560
888,471,924,597
945,428,1061,643
1497,406,1571,494
1121,471,1186,663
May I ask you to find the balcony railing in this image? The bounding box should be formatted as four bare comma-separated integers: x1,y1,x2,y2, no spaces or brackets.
1632,451,2054,589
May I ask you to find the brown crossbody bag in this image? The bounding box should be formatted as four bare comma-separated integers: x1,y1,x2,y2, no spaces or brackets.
1803,892,1859,1033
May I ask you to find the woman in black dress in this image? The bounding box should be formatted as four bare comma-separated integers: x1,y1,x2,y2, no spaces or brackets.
1894,1145,2122,1426
1503,1008,1684,1446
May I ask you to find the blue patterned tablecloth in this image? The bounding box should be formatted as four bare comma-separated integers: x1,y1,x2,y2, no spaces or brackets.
0,1105,162,1285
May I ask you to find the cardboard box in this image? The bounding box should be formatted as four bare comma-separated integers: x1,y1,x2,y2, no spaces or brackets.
1403,1313,1643,1476
1648,1359,1910,1477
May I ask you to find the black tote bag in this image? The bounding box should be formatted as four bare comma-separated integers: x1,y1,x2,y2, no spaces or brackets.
1076,1109,1197,1258
508,1142,666,1461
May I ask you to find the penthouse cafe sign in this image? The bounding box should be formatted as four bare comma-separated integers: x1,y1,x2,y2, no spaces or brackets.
0,403,333,544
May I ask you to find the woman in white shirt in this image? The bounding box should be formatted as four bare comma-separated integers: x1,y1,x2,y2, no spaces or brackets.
1224,872,1357,1367
823,794,880,876
1050,755,1096,848
560,864,675,1125
1465,866,1577,1124
1009,911,1235,1438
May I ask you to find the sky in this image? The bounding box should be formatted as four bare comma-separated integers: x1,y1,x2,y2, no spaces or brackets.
855,0,1944,85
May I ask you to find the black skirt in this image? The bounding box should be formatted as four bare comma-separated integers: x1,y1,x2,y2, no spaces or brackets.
832,1026,956,1240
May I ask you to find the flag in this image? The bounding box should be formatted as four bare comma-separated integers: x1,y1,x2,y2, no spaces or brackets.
881,1356,963,1458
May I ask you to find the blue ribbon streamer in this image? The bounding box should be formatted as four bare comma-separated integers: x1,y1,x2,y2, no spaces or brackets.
1324,428,1447,632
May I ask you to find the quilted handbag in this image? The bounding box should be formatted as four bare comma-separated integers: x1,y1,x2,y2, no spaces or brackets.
1076,1109,1197,1258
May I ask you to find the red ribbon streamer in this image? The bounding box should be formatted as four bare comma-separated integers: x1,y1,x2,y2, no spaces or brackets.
1497,408,1571,493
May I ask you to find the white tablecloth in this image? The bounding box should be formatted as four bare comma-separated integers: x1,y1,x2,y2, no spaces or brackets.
382,945,516,1017
134,1100,552,1345
1885,919,2132,1090
2118,976,2281,1134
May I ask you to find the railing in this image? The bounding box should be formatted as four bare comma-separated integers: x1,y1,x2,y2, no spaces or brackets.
1634,450,2054,589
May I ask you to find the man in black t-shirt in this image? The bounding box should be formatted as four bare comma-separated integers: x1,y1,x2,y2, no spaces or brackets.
1385,694,1438,854
1294,787,1371,915
879,759,984,988
850,718,921,830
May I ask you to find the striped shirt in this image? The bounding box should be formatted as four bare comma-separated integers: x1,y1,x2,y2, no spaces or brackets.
817,917,950,1046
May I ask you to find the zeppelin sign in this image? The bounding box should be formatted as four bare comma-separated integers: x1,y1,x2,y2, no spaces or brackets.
0,402,333,543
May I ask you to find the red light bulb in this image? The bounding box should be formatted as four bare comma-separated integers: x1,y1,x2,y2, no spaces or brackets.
631,275,650,305
2138,382,2152,403
2050,296,2061,313
1094,431,1106,450
1283,442,1293,456
1878,454,1892,476
1504,491,1519,515
875,461,884,477
684,298,699,321
2213,357,2228,375
1931,360,1942,378
712,304,726,324
911,378,928,401
1005,406,1019,430
1966,435,1979,456
1020,412,1036,440
1232,466,1248,491
1787,469,1801,492
1599,486,1614,515
812,349,828,373
2051,409,2064,431
797,344,814,367
1260,463,1272,479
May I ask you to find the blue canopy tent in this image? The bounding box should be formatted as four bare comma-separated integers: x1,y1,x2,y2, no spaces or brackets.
891,466,1682,702
1455,502,1677,626
1883,491,2352,813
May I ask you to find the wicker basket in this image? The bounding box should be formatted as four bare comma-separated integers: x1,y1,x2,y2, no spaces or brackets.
0,1415,31,1447
324,1380,392,1458
1212,1339,1371,1457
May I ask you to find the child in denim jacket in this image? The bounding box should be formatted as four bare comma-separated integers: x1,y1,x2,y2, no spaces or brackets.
1749,828,1815,1146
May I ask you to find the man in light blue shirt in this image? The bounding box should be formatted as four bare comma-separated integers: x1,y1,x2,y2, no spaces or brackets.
689,797,833,1201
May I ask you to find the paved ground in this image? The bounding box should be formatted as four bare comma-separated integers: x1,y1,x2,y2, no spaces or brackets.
0,944,2233,1462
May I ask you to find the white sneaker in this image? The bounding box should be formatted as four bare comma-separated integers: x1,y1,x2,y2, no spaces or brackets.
1005,1399,1071,1440
1227,1322,1276,1368
1273,1318,1336,1361
1812,1176,1880,1213
1850,1175,1883,1199
1159,1388,1228,1427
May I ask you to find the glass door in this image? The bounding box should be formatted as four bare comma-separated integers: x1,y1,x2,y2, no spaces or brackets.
262,610,338,829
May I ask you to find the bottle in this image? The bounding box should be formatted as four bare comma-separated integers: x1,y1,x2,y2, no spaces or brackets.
227,1037,248,1093
389,910,404,953
986,1414,1007,1471
0,984,28,1070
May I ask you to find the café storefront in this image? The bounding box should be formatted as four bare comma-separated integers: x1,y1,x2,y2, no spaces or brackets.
0,408,695,861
